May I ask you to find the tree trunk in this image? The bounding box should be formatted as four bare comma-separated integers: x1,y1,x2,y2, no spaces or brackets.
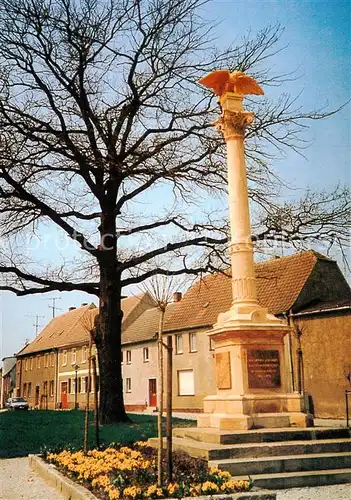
95,206,129,424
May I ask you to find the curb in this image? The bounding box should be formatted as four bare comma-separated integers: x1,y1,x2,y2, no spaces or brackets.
28,454,97,500
28,454,276,500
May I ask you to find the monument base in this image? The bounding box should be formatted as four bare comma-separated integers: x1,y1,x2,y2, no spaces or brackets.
198,411,313,431
198,393,313,430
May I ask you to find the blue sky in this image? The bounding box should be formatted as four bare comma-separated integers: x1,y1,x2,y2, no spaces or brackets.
1,0,350,361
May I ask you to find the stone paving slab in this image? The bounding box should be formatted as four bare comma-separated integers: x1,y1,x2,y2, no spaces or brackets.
0,457,63,499
275,483,351,500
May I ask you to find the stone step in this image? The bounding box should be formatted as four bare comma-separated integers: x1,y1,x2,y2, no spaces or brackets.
173,426,350,445
209,451,351,475
162,436,351,460
229,468,351,490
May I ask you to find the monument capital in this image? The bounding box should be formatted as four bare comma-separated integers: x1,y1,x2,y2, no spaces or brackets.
214,109,254,140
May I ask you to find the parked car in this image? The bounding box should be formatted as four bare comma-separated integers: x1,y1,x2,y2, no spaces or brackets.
6,397,29,411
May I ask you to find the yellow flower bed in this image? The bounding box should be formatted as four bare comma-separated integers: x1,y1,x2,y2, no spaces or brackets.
47,444,252,499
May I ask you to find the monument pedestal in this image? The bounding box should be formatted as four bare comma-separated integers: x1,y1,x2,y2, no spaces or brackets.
198,314,313,430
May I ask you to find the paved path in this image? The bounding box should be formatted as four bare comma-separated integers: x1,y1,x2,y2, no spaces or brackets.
0,457,63,499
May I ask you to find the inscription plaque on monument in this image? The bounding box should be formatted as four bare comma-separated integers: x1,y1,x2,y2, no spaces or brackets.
216,352,232,389
247,349,281,388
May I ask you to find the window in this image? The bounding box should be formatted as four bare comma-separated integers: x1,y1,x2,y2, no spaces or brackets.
49,380,54,397
30,357,33,370
45,353,49,367
43,381,48,395
126,378,131,393
178,370,195,396
62,350,67,366
23,383,27,396
81,346,87,363
175,335,183,354
25,359,28,371
143,347,149,362
51,352,55,366
78,377,82,393
68,379,72,394
189,333,197,352
71,348,76,365
82,377,86,393
209,337,215,351
37,356,40,369
126,350,131,364
28,383,32,398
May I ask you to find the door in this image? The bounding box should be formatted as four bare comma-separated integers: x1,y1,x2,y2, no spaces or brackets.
35,385,40,407
61,382,68,409
149,379,157,407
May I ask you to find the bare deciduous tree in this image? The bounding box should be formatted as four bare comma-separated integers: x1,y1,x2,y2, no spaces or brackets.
0,0,348,423
140,275,185,486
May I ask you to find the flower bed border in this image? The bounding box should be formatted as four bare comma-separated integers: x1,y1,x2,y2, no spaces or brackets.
29,454,277,500
29,454,97,500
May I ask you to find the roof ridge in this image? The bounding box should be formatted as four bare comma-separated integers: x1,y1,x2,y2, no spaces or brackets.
254,249,322,266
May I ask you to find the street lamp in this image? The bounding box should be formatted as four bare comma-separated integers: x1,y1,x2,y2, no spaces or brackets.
74,363,79,410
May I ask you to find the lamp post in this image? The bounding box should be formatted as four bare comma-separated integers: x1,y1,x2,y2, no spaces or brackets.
74,364,79,410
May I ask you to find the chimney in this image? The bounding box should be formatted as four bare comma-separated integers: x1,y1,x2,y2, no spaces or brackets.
173,292,182,303
81,302,88,306
68,307,76,311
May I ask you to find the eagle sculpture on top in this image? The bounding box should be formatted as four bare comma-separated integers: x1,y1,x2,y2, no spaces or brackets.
198,70,264,97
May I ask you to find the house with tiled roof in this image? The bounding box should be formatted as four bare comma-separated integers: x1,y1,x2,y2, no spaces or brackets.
121,302,178,410
159,250,350,417
16,294,154,409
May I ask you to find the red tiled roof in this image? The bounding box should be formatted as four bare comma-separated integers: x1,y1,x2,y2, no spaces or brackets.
18,294,148,356
122,303,177,345
18,304,97,356
164,251,323,332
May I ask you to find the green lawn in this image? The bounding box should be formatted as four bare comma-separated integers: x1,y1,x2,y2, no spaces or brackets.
0,410,195,458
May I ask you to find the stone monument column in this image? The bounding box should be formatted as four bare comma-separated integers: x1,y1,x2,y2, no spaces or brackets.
197,71,312,430
216,93,258,308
